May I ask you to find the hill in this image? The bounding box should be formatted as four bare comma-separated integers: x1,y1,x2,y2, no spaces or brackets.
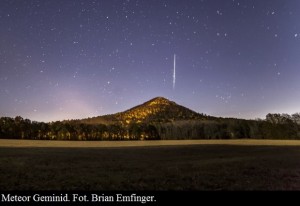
80,97,207,125
1,97,300,140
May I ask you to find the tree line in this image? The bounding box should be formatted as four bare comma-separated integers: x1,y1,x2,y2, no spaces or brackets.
155,118,300,140
0,116,159,140
0,113,300,140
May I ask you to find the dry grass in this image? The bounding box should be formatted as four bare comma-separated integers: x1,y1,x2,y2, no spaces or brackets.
1,139,300,148
1,139,300,191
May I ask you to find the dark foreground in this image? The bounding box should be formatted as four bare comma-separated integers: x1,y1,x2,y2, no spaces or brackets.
1,145,300,190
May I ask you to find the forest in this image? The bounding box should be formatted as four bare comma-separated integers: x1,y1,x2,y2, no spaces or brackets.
0,113,300,140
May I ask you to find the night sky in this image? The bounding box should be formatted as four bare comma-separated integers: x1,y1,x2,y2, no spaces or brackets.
1,0,300,122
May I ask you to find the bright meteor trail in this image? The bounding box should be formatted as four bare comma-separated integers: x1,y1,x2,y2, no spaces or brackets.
173,54,176,89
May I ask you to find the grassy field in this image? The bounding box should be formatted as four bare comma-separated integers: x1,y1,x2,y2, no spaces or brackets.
1,139,300,190
2,139,300,147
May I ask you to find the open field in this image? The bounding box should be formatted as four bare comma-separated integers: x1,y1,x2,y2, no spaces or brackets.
1,139,300,190
2,139,300,147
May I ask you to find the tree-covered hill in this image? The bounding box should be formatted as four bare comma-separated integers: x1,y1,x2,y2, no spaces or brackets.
79,97,210,125
0,97,300,140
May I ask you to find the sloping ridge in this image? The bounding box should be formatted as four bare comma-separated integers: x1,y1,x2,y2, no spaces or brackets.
82,97,204,124
114,97,202,123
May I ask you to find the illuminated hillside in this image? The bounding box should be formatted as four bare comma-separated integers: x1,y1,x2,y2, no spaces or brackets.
81,97,206,124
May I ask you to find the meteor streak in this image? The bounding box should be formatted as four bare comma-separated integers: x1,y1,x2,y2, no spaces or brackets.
173,54,176,89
